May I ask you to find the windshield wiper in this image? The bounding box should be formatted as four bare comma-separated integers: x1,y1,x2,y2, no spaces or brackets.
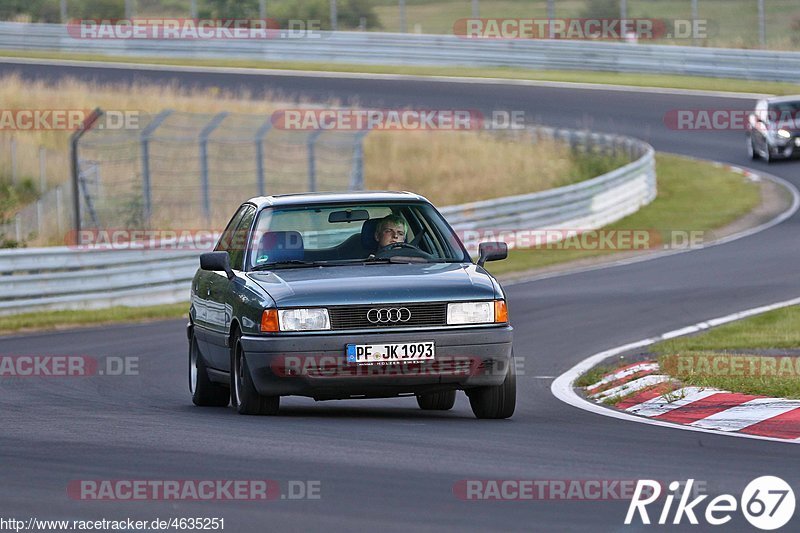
251,260,324,270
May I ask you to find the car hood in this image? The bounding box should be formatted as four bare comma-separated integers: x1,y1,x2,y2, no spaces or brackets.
247,262,498,307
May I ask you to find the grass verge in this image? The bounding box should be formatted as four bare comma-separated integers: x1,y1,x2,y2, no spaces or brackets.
486,153,761,276
1,50,799,95
652,305,800,399
0,303,188,336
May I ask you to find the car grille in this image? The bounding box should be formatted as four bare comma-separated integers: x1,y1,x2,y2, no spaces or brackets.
328,302,448,330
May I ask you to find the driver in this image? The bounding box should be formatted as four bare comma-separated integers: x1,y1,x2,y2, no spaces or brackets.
374,214,407,250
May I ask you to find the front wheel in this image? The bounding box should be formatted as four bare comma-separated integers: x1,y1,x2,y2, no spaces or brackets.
467,358,516,419
190,336,229,407
231,337,280,415
746,135,757,160
416,390,456,410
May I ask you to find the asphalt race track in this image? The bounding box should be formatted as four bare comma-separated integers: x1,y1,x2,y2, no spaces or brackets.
1,61,799,532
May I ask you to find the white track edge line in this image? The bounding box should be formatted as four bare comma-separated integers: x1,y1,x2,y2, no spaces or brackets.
551,296,800,444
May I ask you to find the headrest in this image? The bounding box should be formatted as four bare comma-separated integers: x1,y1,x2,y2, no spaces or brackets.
256,231,304,264
360,218,382,251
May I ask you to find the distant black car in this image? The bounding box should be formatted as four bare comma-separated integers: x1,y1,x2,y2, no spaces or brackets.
188,192,515,418
747,96,800,163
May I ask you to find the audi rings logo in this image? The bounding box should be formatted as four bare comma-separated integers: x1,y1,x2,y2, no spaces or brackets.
367,307,412,324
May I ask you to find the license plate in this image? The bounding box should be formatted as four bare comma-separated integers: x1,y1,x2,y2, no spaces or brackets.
346,341,435,365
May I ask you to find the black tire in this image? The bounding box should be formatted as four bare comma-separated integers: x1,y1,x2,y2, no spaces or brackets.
416,390,456,410
467,358,516,419
231,336,280,415
190,336,229,407
747,135,757,160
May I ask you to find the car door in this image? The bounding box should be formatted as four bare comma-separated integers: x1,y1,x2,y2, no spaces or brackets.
207,204,257,371
194,205,249,369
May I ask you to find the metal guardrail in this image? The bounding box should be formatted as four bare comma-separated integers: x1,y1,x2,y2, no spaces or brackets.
0,127,655,316
1,21,800,83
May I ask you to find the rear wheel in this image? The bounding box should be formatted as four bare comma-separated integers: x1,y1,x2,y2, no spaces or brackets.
190,335,229,407
467,357,516,419
416,390,456,410
231,336,280,415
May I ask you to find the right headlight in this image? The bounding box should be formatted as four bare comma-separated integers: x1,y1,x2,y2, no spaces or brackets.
777,128,792,139
447,300,507,325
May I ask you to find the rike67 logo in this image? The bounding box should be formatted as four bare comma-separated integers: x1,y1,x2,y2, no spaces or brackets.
626,477,795,530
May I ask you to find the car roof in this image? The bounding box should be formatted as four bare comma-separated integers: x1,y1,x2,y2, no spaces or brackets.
765,96,800,105
246,191,431,208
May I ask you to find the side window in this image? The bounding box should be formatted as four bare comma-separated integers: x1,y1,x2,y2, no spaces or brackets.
214,205,248,253
228,206,256,270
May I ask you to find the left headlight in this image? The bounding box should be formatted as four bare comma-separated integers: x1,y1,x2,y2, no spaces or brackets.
447,300,507,325
777,128,792,139
277,308,331,331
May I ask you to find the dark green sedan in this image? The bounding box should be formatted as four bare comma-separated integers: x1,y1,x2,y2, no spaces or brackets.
188,191,515,418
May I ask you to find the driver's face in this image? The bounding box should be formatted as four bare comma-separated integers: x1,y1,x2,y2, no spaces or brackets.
376,223,405,248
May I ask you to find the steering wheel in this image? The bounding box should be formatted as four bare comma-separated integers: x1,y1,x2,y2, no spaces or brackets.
386,242,419,251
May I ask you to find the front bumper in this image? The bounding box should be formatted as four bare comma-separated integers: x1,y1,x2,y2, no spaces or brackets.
240,325,513,400
768,136,800,159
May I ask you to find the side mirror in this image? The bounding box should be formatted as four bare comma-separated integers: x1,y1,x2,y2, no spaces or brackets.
477,241,508,267
200,251,235,280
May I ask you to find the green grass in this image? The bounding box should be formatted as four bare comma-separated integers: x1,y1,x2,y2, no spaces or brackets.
486,153,762,276
650,305,800,399
2,49,799,95
574,364,613,388
0,303,188,336
374,0,800,50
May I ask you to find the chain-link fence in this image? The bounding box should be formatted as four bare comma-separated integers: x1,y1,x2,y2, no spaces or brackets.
1,110,366,246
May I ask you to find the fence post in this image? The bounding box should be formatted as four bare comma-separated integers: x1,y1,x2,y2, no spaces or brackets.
691,0,698,46
330,0,338,31
10,138,17,185
259,0,267,19
199,112,229,224
255,118,272,197
60,0,67,22
349,130,369,190
14,213,21,243
70,108,103,238
758,0,766,48
36,199,43,238
471,0,479,18
307,130,322,192
56,186,63,237
399,0,407,33
139,110,173,226
38,146,47,193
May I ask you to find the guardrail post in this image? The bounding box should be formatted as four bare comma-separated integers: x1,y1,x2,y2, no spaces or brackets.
199,112,229,224
307,130,322,192
758,0,766,48
399,0,407,33
139,110,173,227
255,118,272,197
14,214,21,243
472,0,479,18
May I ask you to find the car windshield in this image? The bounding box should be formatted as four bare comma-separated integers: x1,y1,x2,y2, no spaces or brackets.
768,101,800,128
247,202,469,269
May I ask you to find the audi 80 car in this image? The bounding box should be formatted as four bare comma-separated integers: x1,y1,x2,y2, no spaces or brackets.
188,191,515,419
747,96,800,163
